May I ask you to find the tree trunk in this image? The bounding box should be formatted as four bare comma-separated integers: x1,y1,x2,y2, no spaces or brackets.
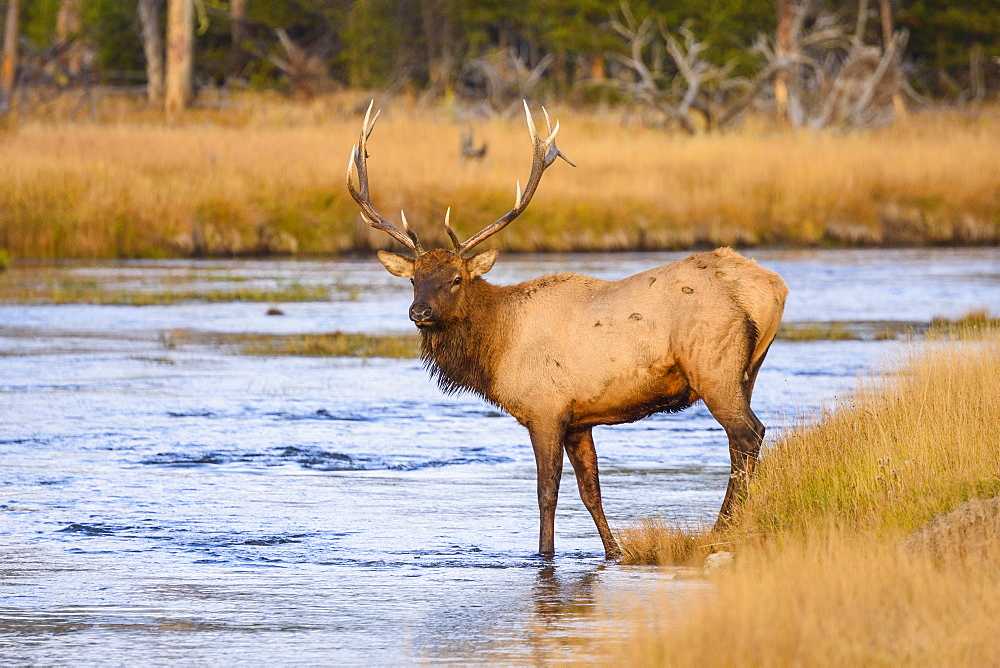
589,53,605,79
56,0,83,75
419,0,436,81
774,0,795,124
854,0,869,46
165,0,194,121
878,0,893,48
1,0,21,110
878,0,906,118
138,0,165,102
227,0,248,85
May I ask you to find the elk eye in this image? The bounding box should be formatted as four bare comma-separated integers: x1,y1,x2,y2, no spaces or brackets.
452,276,462,286
409,278,414,285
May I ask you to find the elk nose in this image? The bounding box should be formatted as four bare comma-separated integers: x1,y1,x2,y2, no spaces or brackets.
409,302,435,325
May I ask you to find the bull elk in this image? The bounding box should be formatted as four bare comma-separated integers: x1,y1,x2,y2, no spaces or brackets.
347,101,788,559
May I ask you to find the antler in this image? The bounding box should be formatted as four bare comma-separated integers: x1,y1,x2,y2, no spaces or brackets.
347,101,425,255
451,100,575,256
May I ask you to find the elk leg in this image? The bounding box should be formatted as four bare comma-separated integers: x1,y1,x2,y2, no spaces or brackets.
714,406,765,530
564,428,621,560
712,340,774,527
529,423,565,557
697,384,765,531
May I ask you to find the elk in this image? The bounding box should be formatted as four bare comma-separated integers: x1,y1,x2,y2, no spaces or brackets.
347,102,787,559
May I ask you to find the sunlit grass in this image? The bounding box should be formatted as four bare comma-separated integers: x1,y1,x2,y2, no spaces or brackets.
777,322,857,341
596,531,1000,666
615,518,717,566
1,93,997,259
734,333,1000,537
154,329,420,360
927,309,1000,338
594,333,1000,663
0,278,329,304
234,332,419,359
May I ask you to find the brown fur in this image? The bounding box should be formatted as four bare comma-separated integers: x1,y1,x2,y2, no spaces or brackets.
379,246,788,559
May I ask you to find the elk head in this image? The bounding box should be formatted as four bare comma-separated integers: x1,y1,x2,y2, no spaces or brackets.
347,100,574,329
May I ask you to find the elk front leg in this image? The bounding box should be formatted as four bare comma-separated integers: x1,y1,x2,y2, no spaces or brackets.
529,423,565,557
564,428,621,560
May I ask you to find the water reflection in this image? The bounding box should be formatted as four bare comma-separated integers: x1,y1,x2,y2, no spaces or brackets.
533,563,603,620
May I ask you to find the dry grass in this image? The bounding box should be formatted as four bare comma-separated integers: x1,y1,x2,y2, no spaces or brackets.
154,329,420,359
0,278,328,305
928,309,1000,338
777,321,857,341
595,333,1000,664
615,518,717,566
599,532,1000,666
235,332,420,358
1,93,998,259
735,333,1000,537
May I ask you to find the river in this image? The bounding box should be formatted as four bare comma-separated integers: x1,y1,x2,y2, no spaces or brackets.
1,248,997,663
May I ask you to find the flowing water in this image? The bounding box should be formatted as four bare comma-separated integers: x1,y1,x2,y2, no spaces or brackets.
1,248,997,664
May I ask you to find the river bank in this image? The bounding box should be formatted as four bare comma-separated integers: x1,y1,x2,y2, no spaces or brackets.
1,95,997,260
596,331,1000,664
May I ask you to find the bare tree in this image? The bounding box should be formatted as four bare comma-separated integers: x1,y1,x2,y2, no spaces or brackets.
138,0,165,103
269,28,335,98
606,1,908,132
165,0,194,120
878,0,907,117
754,0,907,129
227,0,248,86
1,0,21,111
419,0,444,94
607,4,738,133
774,0,796,123
456,50,553,118
56,0,83,76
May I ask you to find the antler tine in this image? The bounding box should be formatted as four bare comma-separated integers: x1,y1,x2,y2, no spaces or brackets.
346,100,425,255
542,106,554,136
525,100,539,145
400,210,424,250
443,207,462,251
453,100,575,256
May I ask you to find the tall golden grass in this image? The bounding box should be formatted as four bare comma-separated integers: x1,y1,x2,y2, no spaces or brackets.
736,333,1000,538
1,93,997,259
598,334,1000,664
602,532,1000,666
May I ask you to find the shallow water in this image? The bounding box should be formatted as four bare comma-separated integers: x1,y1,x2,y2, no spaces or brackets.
1,248,996,663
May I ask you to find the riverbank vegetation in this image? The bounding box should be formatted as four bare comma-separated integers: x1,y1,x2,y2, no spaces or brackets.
233,331,420,359
147,312,997,362
600,331,1000,663
1,96,998,260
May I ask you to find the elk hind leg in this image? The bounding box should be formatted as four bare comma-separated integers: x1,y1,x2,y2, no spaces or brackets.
713,338,776,526
564,428,620,560
697,380,765,531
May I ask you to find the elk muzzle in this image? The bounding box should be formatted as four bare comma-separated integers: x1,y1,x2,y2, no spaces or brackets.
409,301,437,328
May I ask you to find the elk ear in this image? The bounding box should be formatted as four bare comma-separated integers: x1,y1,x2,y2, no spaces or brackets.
466,248,499,278
377,251,415,278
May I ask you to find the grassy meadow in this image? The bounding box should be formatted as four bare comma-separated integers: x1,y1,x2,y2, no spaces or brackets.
597,332,1000,664
0,93,998,260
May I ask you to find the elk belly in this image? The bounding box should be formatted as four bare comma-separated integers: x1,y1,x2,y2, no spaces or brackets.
570,362,698,428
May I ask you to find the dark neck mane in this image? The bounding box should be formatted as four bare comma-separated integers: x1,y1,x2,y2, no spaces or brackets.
420,280,509,406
